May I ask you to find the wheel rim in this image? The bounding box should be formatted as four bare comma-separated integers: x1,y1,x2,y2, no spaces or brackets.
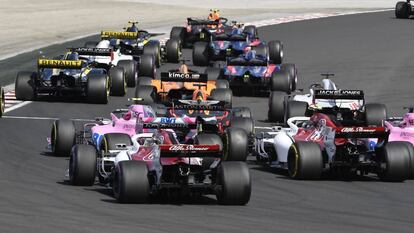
288,145,299,178
0,89,4,116
51,123,57,152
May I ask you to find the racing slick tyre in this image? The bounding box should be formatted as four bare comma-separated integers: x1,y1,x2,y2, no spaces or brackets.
134,85,156,105
215,80,230,89
138,54,156,79
87,74,109,104
170,26,186,42
101,133,132,152
210,88,232,106
69,144,97,186
280,63,297,91
117,60,137,88
365,103,387,126
230,117,254,135
15,71,37,101
252,44,268,59
400,141,414,178
223,128,249,161
243,25,258,39
51,120,76,156
285,101,309,123
268,40,283,65
288,141,323,180
143,41,161,67
0,87,4,117
232,107,252,118
113,160,150,203
109,66,126,96
378,141,410,182
205,67,223,81
268,91,286,123
195,133,223,169
193,42,210,66
270,71,291,93
396,1,411,19
165,38,181,63
216,161,251,205
137,76,153,86
84,41,98,48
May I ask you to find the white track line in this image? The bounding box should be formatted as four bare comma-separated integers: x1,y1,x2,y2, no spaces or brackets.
2,115,95,121
1,8,392,114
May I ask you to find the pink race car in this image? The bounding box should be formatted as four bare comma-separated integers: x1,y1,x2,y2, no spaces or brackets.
49,104,156,157
384,107,414,178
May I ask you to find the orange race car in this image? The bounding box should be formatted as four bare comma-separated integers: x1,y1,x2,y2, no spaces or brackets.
134,61,232,106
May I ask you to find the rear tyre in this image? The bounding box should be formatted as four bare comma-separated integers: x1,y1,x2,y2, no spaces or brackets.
15,71,37,101
193,42,210,66
215,80,229,89
51,120,76,156
270,71,291,92
117,60,137,88
378,141,410,182
231,117,254,135
195,133,223,169
396,1,411,19
165,39,181,63
243,25,258,39
69,144,97,186
101,133,132,152
232,107,251,118
365,103,387,126
138,54,156,78
143,41,161,67
109,66,126,96
268,40,283,64
135,85,156,105
268,91,286,123
280,63,297,91
285,101,308,123
288,141,323,180
87,74,109,104
223,128,248,161
205,67,223,81
400,141,414,178
170,26,186,42
216,162,251,205
113,161,150,203
210,88,232,106
0,87,4,117
137,76,153,86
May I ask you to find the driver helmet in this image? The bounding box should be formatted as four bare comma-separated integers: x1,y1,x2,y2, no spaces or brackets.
403,113,414,126
179,63,189,74
66,52,79,61
245,49,256,61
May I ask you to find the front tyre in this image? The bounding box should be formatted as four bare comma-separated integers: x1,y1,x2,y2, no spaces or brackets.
51,120,76,157
69,144,97,186
396,1,411,19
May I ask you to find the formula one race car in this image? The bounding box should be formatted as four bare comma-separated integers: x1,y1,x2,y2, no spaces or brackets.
170,9,247,48
49,103,157,157
67,117,251,205
268,73,361,123
15,53,116,104
384,107,414,177
221,50,297,95
135,63,232,106
395,1,414,18
0,87,4,117
192,31,283,66
255,110,412,181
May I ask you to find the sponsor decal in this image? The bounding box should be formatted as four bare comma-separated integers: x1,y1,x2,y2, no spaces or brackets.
169,72,200,79
400,132,414,138
72,47,112,56
38,59,82,69
101,31,138,39
160,117,176,123
317,90,361,96
168,145,210,151
339,127,378,133
143,123,192,129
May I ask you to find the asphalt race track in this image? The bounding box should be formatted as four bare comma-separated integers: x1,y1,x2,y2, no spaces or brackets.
1,10,414,233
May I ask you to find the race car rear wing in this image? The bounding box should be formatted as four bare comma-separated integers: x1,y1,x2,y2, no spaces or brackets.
187,17,219,26
313,90,364,100
160,72,208,82
213,33,247,41
159,144,221,157
37,59,83,69
335,126,389,139
101,31,138,39
69,47,112,56
170,99,228,111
